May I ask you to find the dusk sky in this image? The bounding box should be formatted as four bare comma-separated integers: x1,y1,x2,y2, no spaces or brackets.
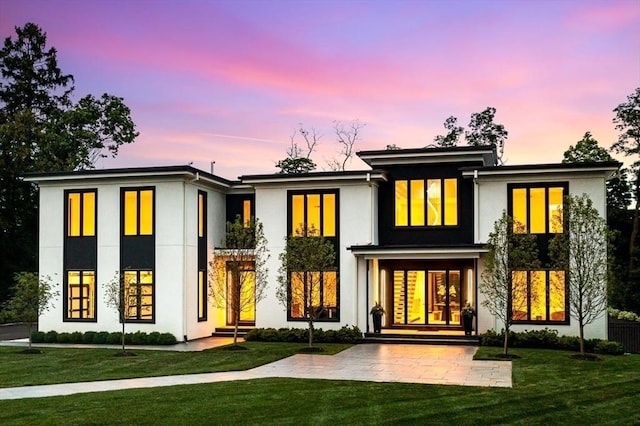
1,0,639,179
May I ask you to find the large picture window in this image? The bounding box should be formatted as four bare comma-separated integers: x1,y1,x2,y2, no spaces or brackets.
511,270,566,322
291,192,336,236
511,185,565,234
395,178,457,227
66,270,95,320
67,191,96,237
290,271,337,320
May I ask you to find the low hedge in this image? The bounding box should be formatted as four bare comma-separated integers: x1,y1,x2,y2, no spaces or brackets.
31,330,178,346
245,325,363,344
480,328,625,355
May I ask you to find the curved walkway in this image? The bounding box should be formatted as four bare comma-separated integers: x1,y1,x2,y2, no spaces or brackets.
0,344,511,400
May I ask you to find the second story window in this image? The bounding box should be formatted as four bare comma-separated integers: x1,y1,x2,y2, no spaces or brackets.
67,191,96,236
395,178,457,227
123,189,154,236
511,184,565,234
291,192,336,236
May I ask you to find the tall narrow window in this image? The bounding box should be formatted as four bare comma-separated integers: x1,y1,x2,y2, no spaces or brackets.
395,181,408,226
67,191,96,237
198,190,208,321
410,180,425,226
123,270,154,321
243,199,252,227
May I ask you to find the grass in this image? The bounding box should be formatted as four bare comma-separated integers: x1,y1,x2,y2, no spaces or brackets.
0,342,351,388
0,346,639,425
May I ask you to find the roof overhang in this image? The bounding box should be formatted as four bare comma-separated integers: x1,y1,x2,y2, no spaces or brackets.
357,145,497,167
460,161,621,180
240,170,387,185
348,245,487,260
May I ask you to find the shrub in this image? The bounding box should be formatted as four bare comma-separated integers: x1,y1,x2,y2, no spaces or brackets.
31,331,45,343
594,340,625,355
69,331,83,343
244,326,362,344
107,332,122,344
44,331,58,343
82,331,97,344
147,331,161,345
558,335,580,351
56,332,71,343
93,332,110,344
157,333,177,345
131,331,148,345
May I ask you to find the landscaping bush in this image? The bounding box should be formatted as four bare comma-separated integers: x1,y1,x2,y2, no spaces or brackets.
69,331,83,343
31,331,45,343
157,333,177,345
480,329,623,355
82,331,97,344
244,326,363,344
130,331,148,345
107,332,122,344
44,331,58,343
93,332,110,344
56,332,71,343
147,331,161,345
594,340,625,355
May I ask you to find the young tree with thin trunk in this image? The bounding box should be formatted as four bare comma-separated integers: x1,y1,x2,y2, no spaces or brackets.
480,212,539,355
327,119,365,171
276,225,336,348
209,216,270,346
549,194,610,355
2,272,58,352
104,271,137,355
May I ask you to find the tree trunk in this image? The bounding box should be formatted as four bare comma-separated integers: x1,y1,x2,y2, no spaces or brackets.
308,320,314,348
233,309,239,346
629,197,639,271
503,326,509,356
579,322,585,355
121,320,125,353
28,321,33,350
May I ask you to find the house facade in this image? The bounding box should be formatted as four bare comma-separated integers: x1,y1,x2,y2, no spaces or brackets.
25,146,618,341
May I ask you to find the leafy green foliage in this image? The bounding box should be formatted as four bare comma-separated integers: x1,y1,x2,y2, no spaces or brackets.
275,156,317,174
479,212,539,355
465,106,508,163
2,272,58,349
0,23,138,303
31,330,177,345
245,326,363,343
433,115,464,147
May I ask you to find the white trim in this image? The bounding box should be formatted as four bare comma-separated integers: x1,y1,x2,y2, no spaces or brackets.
241,171,387,185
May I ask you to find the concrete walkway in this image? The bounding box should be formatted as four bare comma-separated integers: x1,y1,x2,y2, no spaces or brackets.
0,343,511,400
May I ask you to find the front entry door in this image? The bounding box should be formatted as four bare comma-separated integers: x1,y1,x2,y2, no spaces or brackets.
392,269,461,326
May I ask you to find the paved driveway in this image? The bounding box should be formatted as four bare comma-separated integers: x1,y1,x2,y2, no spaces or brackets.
0,344,511,400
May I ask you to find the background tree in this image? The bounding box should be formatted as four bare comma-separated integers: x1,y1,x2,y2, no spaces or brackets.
327,119,364,171
210,216,270,346
549,194,609,356
0,23,138,304
561,131,633,310
611,87,640,275
275,124,319,174
433,116,464,147
103,271,136,355
465,107,508,164
480,212,539,356
276,225,336,348
2,272,58,352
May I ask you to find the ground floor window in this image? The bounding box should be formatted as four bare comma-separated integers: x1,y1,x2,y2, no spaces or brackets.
226,264,256,325
65,270,96,320
198,270,207,321
511,270,566,322
289,271,338,320
123,270,154,321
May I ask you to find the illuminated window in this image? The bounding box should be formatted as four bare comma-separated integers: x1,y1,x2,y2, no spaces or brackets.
226,264,256,324
65,271,95,320
123,270,154,321
67,190,96,237
289,271,338,320
510,185,565,234
395,178,457,227
123,188,154,236
511,270,566,322
198,190,207,321
290,191,337,237
243,199,252,227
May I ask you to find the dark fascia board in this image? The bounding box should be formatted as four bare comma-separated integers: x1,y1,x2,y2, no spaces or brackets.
23,165,235,188
240,169,388,184
459,161,622,178
356,145,497,166
348,243,486,251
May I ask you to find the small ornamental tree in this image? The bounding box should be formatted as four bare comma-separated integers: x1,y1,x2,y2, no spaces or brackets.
104,271,136,355
480,212,539,355
209,216,270,346
276,225,336,348
549,194,610,355
3,272,58,352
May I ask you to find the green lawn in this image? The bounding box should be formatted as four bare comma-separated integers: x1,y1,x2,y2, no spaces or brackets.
1,346,639,425
0,342,350,388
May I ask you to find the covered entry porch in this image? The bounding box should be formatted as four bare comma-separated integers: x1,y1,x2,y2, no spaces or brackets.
350,245,485,336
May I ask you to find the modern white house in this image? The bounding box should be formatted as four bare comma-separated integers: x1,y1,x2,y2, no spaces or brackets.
25,145,618,341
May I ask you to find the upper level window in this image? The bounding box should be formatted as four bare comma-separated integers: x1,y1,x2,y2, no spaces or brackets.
395,178,457,227
67,190,96,236
243,199,252,227
291,192,336,236
123,188,154,236
511,184,565,234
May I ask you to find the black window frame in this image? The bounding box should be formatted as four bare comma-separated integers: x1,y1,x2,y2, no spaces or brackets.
394,177,459,229
510,269,569,325
198,190,208,322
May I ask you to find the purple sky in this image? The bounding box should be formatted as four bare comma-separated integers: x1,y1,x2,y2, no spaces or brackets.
1,0,639,179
